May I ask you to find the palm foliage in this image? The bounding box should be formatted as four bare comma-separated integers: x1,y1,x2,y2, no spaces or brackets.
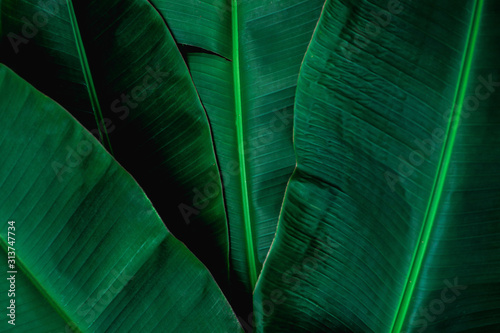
0,64,240,332
255,0,500,332
1,0,499,332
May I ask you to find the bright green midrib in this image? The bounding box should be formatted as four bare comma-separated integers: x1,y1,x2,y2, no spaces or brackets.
0,236,81,333
391,1,484,332
66,0,113,155
232,0,257,288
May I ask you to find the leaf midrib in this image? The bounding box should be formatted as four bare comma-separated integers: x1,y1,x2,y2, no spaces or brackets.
390,1,484,331
66,0,113,155
231,0,257,288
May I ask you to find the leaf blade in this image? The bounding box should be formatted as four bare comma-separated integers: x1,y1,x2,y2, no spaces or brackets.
151,0,325,294
0,64,241,333
0,0,231,289
255,0,500,331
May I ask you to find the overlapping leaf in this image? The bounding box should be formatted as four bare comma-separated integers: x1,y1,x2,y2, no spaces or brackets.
255,0,500,331
150,0,325,296
0,0,229,286
0,64,241,333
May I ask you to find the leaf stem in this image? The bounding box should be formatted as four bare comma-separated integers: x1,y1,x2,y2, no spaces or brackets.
232,0,257,288
391,1,484,331
66,0,113,155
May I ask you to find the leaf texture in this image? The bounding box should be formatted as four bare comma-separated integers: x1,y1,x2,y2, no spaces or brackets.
150,0,325,296
0,64,241,333
255,0,500,332
149,0,232,59
0,0,230,286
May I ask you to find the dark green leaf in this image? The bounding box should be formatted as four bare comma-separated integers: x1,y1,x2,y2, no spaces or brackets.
255,0,500,331
149,0,232,59
150,0,325,296
0,0,230,287
0,64,241,332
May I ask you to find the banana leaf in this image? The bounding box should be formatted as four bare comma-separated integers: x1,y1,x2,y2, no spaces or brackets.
0,0,326,318
149,0,325,295
255,0,500,332
0,0,230,288
0,64,241,332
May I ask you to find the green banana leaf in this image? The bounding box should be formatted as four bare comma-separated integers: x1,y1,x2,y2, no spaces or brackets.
149,0,325,295
0,0,230,288
0,0,326,318
4,0,499,332
255,0,500,332
0,64,241,332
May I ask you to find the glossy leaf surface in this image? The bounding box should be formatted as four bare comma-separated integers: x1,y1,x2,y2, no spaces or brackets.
151,0,325,294
0,64,241,333
255,0,500,332
0,0,229,285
